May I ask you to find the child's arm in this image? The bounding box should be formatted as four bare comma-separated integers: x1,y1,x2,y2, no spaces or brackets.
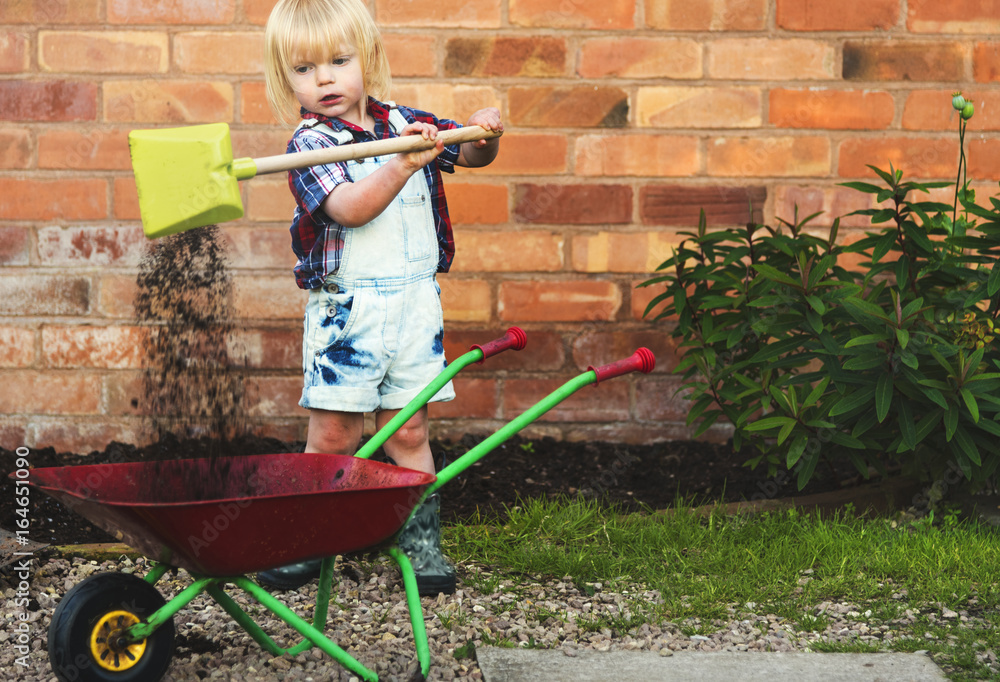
456,107,503,168
320,122,443,228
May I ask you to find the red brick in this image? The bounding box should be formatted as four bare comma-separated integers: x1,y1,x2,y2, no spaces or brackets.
39,30,168,73
107,0,235,24
104,371,144,416
908,0,1000,33
244,0,276,25
429,378,497,419
575,134,700,177
707,136,831,177
248,376,304,418
1,178,106,220
0,80,97,122
0,276,90,316
466,133,567,176
632,276,669,321
32,419,143,454
0,327,35,367
838,137,958,179
439,278,492,322
770,89,895,130
0,228,30,266
514,184,632,224
246,178,297,222
174,32,265,74
0,31,28,73
223,227,297,270
842,41,967,82
572,231,682,273
452,229,563,272
974,42,1000,83
385,34,437,77
42,325,147,369
96,274,139,318
635,377,694,422
512,0,634,28
37,226,147,267
903,90,1000,131
104,80,234,123
579,37,700,79
645,0,767,30
375,0,501,28
777,0,899,31
572,331,678,374
445,36,564,78
499,281,622,322
0,421,28,449
967,139,1000,181
773,185,876,229
234,275,306,320
637,86,762,128
113,176,140,220
504,378,630,422
0,128,32,168
389,84,500,126
230,129,290,160
0,371,101,414
38,128,131,170
509,86,628,128
709,38,836,80
641,185,767,226
234,328,301,370
240,81,280,125
0,0,100,23
443,329,566,372
445,183,508,225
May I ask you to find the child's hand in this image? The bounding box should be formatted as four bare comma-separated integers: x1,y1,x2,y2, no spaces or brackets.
465,108,503,149
397,121,444,171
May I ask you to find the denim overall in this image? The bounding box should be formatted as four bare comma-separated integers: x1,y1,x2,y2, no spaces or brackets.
299,109,454,413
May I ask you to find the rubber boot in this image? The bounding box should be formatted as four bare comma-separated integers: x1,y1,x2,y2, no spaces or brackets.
397,493,456,596
256,559,322,591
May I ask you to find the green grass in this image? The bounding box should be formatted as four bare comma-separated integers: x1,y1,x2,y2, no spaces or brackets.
445,496,1000,681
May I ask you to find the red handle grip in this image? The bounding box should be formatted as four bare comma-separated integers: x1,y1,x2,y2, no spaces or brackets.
588,348,656,385
471,327,527,363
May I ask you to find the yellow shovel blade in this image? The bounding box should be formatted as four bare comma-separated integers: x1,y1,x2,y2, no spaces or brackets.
129,123,245,239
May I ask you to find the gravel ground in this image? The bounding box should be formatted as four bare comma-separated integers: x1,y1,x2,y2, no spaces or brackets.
2,552,998,681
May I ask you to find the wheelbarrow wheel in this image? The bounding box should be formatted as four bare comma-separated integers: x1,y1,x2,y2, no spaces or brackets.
48,572,175,682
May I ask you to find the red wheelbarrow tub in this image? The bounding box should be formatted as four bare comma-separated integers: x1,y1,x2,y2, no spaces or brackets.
27,453,435,576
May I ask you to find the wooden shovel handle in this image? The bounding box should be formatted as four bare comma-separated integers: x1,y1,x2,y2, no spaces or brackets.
250,125,501,176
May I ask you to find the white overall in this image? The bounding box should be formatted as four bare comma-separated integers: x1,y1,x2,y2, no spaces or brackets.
299,109,454,412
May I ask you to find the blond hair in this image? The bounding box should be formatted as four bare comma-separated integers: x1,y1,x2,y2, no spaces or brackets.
264,0,391,124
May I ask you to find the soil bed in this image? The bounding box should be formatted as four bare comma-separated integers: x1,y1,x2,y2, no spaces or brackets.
1,434,860,547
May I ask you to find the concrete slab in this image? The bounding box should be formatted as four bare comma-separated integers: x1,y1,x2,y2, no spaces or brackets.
476,648,947,682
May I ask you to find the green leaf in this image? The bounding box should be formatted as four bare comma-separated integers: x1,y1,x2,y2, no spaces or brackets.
839,181,883,194
829,386,876,417
797,453,820,490
902,221,934,253
777,419,796,445
898,400,917,451
751,263,800,288
945,405,959,441
844,333,887,348
954,426,982,466
829,431,866,449
786,434,808,468
803,376,830,408
872,232,896,262
745,416,796,432
843,353,888,371
960,388,981,423
875,373,893,423
895,327,909,350
989,261,1000,297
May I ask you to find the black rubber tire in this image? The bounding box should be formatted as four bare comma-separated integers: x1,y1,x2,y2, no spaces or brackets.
48,572,175,682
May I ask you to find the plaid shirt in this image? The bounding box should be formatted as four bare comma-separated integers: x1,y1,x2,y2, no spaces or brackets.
287,99,460,290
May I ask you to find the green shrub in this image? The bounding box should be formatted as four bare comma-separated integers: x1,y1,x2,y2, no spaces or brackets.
640,93,1000,490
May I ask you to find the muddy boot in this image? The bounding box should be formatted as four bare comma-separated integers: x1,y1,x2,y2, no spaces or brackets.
256,559,322,591
397,493,456,596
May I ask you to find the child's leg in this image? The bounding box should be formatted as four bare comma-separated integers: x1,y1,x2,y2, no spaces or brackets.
306,409,364,455
376,406,434,473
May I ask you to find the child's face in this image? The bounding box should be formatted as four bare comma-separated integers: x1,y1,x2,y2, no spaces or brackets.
289,46,367,126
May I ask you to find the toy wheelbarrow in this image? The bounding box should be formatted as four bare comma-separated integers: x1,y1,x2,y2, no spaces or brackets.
25,328,655,682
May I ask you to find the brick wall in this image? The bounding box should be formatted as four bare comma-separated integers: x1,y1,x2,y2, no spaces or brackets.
2,0,999,453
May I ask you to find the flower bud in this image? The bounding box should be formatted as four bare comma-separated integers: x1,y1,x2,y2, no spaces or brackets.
962,101,975,120
952,93,966,110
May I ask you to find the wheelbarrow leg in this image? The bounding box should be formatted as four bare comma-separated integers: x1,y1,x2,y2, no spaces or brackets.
387,546,431,679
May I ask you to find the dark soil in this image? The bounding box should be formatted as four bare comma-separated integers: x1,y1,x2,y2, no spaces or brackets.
1,433,859,547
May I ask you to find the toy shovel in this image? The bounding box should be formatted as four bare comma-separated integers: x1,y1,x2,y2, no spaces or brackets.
128,122,501,239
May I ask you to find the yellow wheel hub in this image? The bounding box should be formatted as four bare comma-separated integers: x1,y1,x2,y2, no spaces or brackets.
89,610,147,672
